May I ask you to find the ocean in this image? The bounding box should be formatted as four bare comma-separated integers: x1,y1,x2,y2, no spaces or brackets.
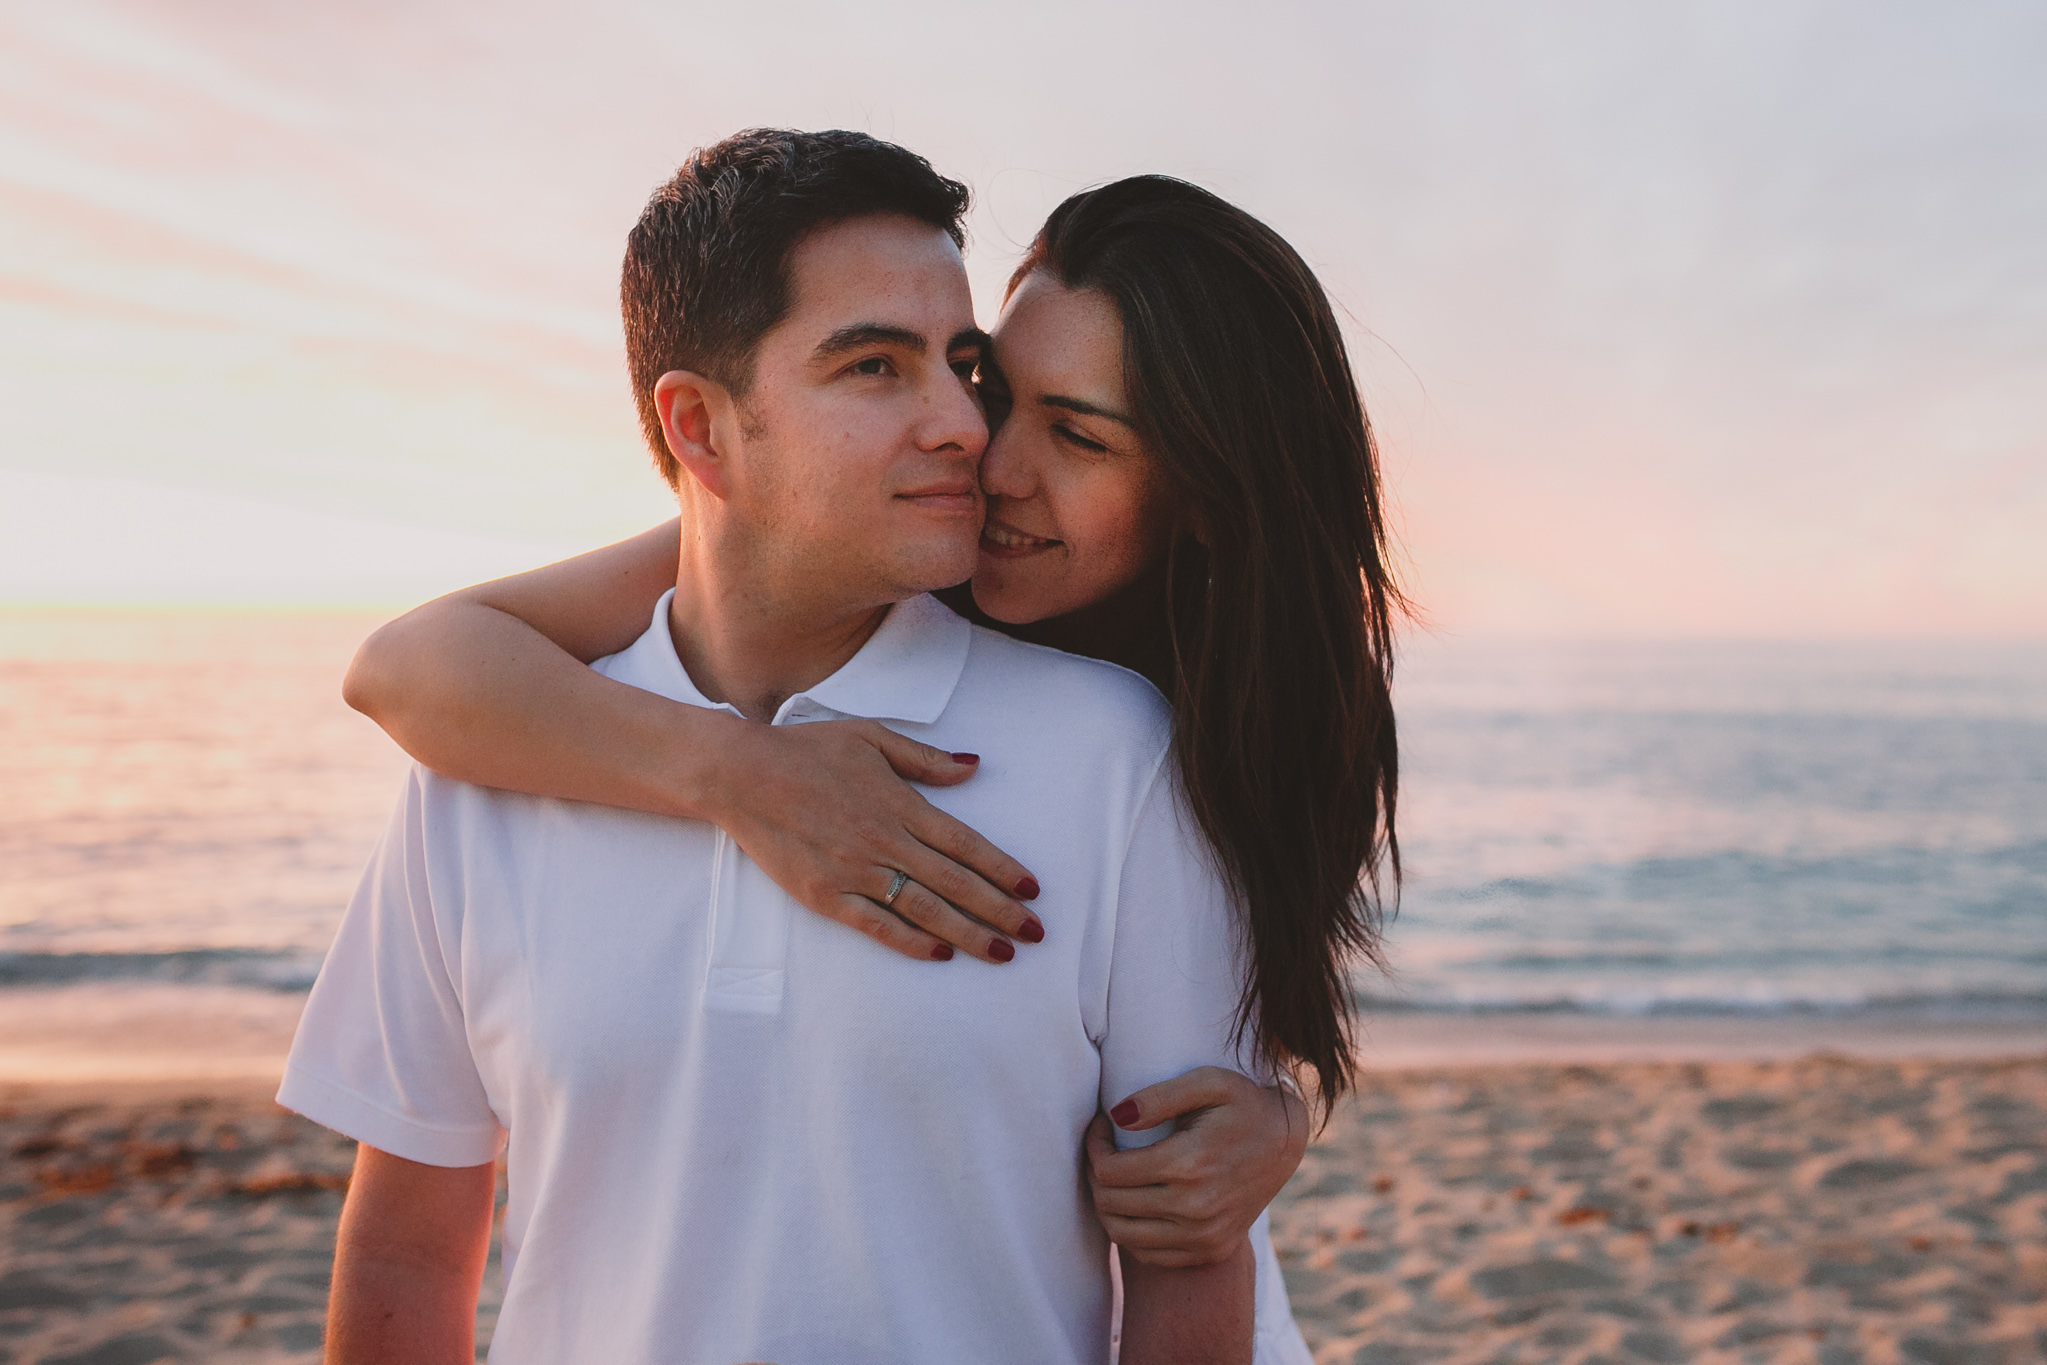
2,613,2044,1029
1382,637,2047,1018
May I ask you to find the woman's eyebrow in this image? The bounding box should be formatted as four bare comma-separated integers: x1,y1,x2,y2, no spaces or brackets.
1041,394,1136,428
949,327,994,358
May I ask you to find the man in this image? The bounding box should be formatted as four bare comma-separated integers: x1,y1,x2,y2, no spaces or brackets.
282,129,1255,1364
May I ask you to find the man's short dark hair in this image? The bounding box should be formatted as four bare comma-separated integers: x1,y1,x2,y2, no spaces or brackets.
621,128,972,485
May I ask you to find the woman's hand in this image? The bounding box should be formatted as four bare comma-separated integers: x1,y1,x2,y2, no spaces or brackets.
1086,1067,1309,1268
709,718,1045,965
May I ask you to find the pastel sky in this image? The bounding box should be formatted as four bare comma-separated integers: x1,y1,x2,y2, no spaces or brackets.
1,1,2041,635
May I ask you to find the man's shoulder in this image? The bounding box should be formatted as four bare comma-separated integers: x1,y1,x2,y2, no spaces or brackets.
405,761,674,841
956,626,1172,752
403,763,549,839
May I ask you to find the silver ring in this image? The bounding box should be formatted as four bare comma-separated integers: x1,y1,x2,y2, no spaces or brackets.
882,870,911,907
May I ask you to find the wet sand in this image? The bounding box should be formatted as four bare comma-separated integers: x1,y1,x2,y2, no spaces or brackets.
2,1038,2043,1362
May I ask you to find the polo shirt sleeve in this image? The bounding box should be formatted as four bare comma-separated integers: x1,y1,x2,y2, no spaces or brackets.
1097,757,1264,1152
276,769,505,1168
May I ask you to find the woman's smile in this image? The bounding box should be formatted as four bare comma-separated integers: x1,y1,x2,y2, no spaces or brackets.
979,517,1062,558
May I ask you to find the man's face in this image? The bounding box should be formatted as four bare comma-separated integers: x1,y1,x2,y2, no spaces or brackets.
721,214,988,609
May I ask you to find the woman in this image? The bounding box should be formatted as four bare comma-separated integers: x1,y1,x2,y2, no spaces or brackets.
347,176,1401,1344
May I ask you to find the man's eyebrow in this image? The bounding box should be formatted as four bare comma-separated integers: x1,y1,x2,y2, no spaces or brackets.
811,323,926,361
1041,394,1137,428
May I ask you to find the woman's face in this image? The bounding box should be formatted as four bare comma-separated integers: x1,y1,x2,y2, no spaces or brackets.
971,271,1180,625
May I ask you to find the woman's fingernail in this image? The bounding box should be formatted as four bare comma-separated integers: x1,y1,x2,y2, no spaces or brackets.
1015,875,1041,900
1017,918,1045,944
951,752,980,765
931,944,954,961
1110,1100,1141,1128
988,939,1016,963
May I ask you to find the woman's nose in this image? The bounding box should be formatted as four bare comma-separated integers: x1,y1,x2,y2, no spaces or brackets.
978,425,1038,500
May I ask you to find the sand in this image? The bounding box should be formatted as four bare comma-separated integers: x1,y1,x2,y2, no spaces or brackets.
3,1049,2043,1363
0,1079,501,1364
1272,1054,2047,1364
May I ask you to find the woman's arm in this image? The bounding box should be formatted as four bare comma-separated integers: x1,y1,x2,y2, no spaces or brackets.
1086,1067,1309,1268
344,520,691,807
343,522,1043,964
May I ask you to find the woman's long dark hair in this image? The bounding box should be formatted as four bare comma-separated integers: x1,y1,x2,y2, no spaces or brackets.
1009,177,1403,1117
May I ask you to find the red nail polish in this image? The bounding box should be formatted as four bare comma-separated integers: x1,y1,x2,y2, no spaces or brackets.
988,939,1015,963
1017,918,1045,944
1015,875,1041,900
951,752,980,765
1110,1100,1140,1128
931,944,954,961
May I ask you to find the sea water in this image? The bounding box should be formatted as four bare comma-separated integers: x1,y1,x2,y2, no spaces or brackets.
1381,638,2047,1016
0,612,406,993
2,614,2043,1022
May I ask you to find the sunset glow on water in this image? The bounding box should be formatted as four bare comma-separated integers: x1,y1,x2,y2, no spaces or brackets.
1,613,403,975
6,615,2041,1077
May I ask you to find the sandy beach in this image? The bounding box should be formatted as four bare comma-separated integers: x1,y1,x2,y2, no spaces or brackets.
1,1018,2041,1364
0,1076,504,1365
1272,1053,2047,1364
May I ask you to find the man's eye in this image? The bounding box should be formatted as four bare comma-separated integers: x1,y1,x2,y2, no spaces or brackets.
950,359,977,381
851,357,892,377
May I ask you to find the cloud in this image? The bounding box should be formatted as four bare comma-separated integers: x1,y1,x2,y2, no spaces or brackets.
0,467,578,606
0,0,2041,632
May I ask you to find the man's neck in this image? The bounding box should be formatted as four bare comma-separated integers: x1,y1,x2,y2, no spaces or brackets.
665,531,892,723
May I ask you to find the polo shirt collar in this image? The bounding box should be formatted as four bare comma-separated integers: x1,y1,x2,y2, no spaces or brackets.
610,589,972,727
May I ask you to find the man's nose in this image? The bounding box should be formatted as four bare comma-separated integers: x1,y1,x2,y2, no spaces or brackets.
920,370,989,460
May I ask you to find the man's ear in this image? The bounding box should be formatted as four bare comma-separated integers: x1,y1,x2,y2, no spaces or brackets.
654,370,741,499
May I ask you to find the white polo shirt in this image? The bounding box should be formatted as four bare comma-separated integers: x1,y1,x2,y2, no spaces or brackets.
281,591,1309,1365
